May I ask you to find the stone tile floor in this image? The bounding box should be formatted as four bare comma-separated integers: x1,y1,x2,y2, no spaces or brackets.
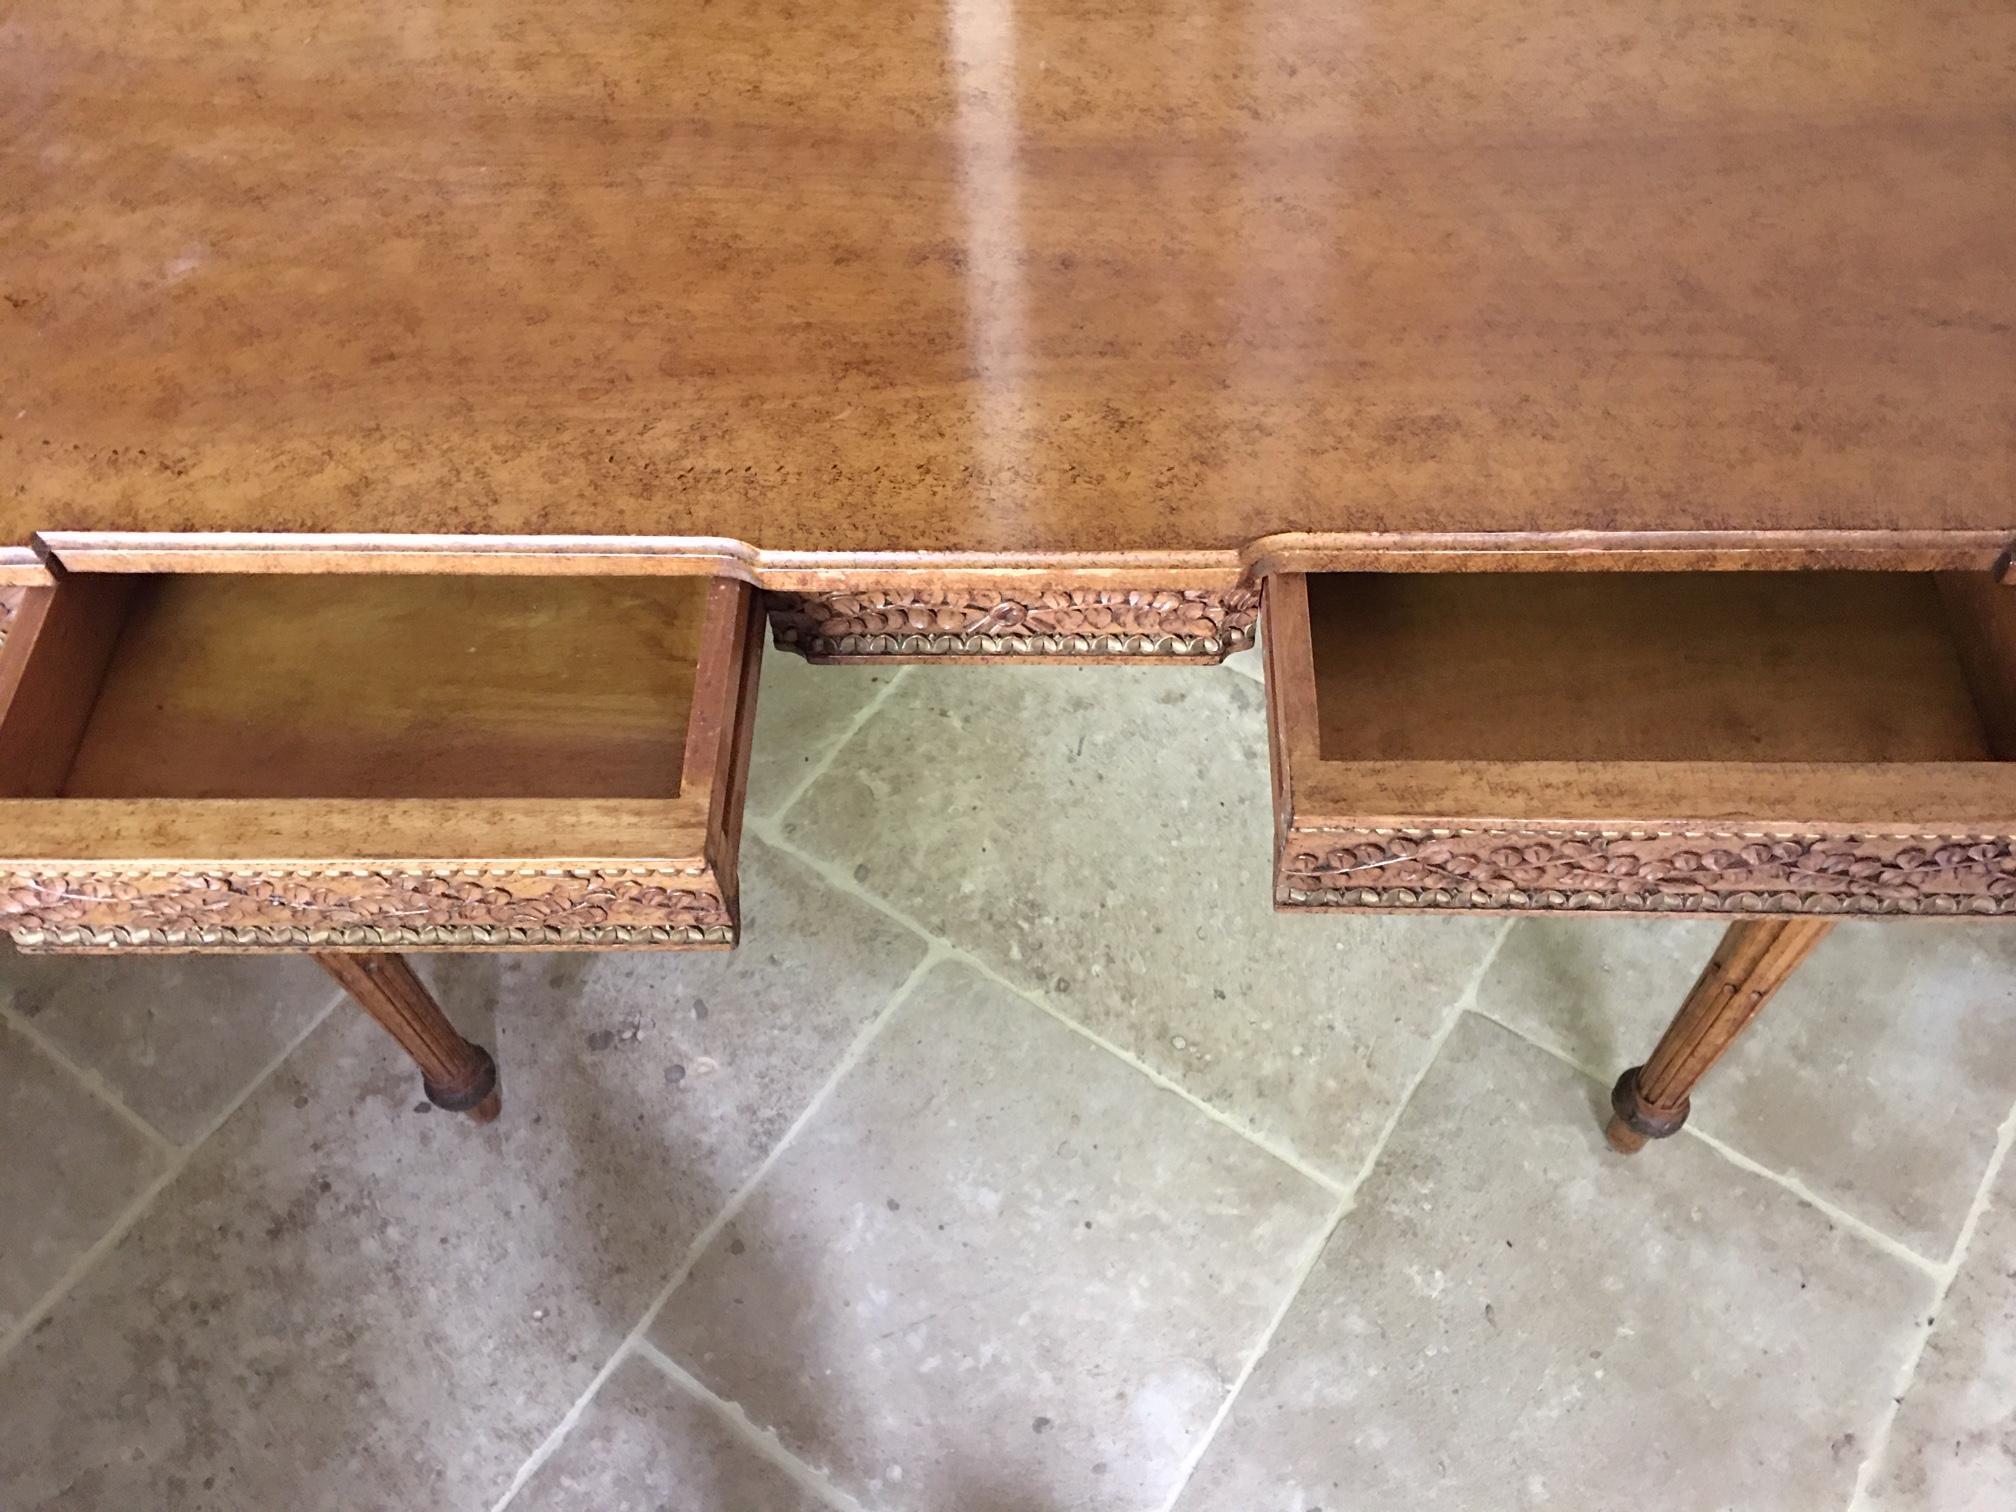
3,645,2015,1511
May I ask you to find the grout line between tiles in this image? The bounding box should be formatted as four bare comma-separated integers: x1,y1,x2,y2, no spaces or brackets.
1934,1086,2016,1284
1845,1085,2016,1511
179,986,354,1150
1680,1125,1941,1280
1154,914,1515,1512
1003,975,1351,1199
751,822,1351,1200
759,662,910,826
0,984,349,1365
488,942,947,1512
1467,1004,1944,1282
1156,1188,1345,1512
631,1338,872,1512
0,999,178,1156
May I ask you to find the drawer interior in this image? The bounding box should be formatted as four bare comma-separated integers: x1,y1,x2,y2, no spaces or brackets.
1304,571,2016,766
0,571,764,947
0,569,763,873
1267,567,2016,916
7,575,716,802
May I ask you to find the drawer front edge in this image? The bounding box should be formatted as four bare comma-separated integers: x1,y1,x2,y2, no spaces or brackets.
2,861,736,952
1277,826,2016,918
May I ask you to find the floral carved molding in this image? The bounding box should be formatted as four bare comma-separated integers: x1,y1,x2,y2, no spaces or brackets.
766,586,1261,662
1279,829,2016,916
1,866,736,950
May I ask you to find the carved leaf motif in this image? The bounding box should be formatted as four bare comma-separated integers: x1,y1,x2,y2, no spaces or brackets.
768,586,1260,660
0,868,734,948
1280,829,2016,916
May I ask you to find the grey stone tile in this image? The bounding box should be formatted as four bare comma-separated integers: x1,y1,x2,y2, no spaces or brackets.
0,945,335,1144
1867,1147,2016,1511
781,665,1504,1180
0,1019,169,1335
1476,919,2016,1258
0,839,926,1512
652,961,1336,1512
514,1353,831,1512
747,647,899,819
1175,1013,1933,1512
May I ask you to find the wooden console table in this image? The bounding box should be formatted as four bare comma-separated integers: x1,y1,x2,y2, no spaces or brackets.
2,0,2011,1155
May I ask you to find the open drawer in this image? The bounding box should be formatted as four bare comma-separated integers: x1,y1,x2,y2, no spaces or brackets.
1263,570,2016,918
0,573,762,950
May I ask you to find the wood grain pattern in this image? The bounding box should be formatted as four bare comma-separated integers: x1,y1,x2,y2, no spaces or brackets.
4,0,2012,570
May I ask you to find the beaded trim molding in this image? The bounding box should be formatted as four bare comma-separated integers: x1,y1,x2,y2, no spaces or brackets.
767,587,1260,662
1278,828,2016,916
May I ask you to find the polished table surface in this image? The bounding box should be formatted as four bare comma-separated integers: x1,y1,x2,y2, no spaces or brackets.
3,0,2013,581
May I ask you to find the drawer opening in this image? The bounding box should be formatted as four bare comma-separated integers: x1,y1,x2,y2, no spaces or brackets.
1303,571,2016,767
1,574,721,802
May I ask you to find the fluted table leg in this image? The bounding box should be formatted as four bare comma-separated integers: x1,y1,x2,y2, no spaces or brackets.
314,952,501,1124
1605,918,1832,1154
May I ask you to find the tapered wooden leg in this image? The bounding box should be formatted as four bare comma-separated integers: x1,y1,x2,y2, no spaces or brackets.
1605,918,1833,1154
314,952,501,1123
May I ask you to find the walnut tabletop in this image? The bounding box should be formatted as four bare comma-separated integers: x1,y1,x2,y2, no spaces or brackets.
3,0,2013,583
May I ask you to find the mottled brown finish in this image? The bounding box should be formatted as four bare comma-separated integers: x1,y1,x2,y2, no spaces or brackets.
3,0,2012,576
766,585,1259,662
1606,919,1834,1153
315,952,501,1122
1266,572,2016,918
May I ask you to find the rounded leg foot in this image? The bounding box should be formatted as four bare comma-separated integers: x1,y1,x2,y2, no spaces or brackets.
1605,1066,1687,1156
1603,1115,1650,1155
423,1044,501,1124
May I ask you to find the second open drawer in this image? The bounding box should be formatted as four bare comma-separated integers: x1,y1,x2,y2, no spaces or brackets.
0,572,763,951
1263,570,2016,918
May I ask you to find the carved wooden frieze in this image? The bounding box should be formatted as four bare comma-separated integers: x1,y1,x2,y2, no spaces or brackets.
1,866,736,950
766,586,1261,662
1279,828,2016,916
